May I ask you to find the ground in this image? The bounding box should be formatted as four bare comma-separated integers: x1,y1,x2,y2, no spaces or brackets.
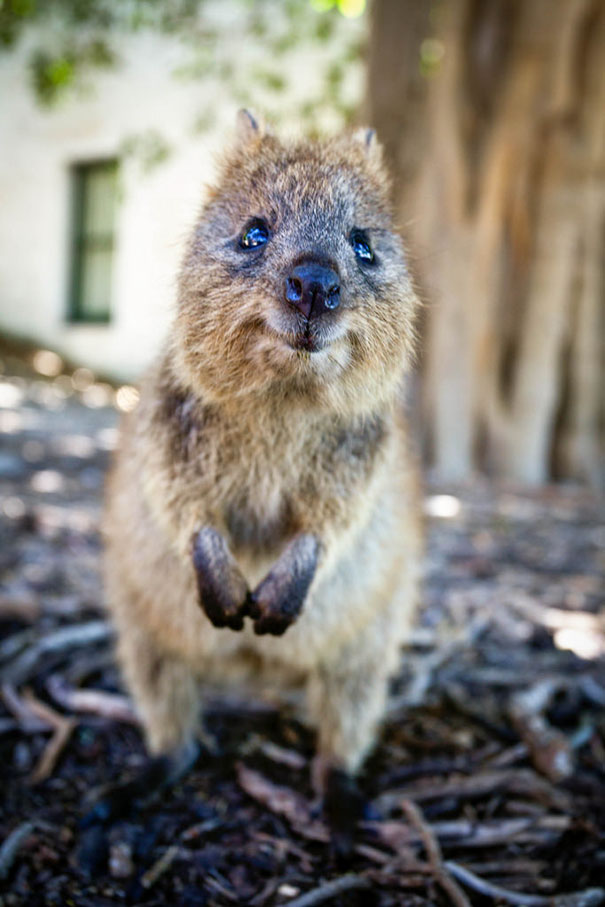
0,347,604,906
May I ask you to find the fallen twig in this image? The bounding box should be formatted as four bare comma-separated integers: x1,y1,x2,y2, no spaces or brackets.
248,878,283,906
236,763,328,841
509,597,605,638
376,768,570,813
580,676,605,707
390,614,489,709
401,799,471,907
370,814,570,852
484,742,528,768
0,821,35,881
257,740,307,769
205,871,240,902
281,874,371,907
140,844,180,889
180,817,224,842
1,620,111,685
510,679,574,782
0,627,38,664
46,674,137,724
0,593,39,623
445,860,605,907
456,857,549,880
2,683,51,732
22,689,76,784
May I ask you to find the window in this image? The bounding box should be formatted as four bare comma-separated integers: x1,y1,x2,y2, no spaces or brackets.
68,160,118,323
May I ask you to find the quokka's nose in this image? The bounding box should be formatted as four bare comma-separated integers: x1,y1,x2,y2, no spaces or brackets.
284,262,340,320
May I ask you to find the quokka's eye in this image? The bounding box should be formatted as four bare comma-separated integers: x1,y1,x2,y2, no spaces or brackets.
239,219,270,249
350,229,374,264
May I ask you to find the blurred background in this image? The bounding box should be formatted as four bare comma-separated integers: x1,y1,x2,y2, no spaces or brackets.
1,0,602,488
1,4,604,900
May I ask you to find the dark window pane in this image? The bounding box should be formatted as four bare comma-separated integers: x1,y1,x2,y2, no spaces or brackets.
69,161,118,323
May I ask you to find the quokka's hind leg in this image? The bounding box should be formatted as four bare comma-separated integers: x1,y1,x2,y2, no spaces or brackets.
117,623,200,756
306,621,402,859
83,625,201,828
307,616,401,774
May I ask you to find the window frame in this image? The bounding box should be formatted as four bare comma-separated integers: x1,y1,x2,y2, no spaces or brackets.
67,158,119,325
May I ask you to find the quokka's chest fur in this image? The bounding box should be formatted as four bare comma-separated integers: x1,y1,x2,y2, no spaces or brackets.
147,368,390,558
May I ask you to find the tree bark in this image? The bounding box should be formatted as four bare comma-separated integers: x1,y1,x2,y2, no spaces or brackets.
367,0,605,486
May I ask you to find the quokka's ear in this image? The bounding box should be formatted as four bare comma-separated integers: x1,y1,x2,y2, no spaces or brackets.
351,127,382,165
235,109,269,147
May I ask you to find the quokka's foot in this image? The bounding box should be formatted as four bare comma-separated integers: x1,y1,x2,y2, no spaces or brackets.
81,739,200,829
323,767,370,864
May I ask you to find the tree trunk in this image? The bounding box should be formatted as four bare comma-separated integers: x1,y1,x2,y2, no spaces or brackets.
367,0,605,487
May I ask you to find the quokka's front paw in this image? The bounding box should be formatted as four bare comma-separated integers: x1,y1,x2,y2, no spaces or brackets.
246,587,302,636
202,594,248,631
192,527,249,630
247,533,321,636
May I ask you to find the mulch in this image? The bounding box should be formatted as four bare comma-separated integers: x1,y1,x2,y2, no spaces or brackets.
0,351,604,906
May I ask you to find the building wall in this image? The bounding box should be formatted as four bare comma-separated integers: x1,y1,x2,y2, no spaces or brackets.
1,32,207,380
0,5,365,381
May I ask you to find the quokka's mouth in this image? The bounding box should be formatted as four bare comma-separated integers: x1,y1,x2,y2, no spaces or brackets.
288,333,322,353
285,321,327,353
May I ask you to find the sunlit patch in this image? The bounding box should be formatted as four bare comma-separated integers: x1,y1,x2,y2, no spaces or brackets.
424,494,461,518
310,0,365,17
541,608,605,660
30,469,65,493
96,427,118,450
82,383,113,408
554,627,605,661
421,39,445,66
32,349,63,377
72,367,95,391
0,410,23,433
2,496,25,519
54,434,95,458
337,0,365,17
0,381,24,408
115,385,140,413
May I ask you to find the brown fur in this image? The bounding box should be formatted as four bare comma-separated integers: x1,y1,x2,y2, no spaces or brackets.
104,113,421,776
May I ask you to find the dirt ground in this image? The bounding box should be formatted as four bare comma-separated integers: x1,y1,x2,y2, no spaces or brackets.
1,349,604,906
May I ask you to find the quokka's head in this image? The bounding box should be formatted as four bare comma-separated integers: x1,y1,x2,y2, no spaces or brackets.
175,111,418,414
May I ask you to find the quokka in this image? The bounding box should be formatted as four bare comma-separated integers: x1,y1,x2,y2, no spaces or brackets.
103,110,421,839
